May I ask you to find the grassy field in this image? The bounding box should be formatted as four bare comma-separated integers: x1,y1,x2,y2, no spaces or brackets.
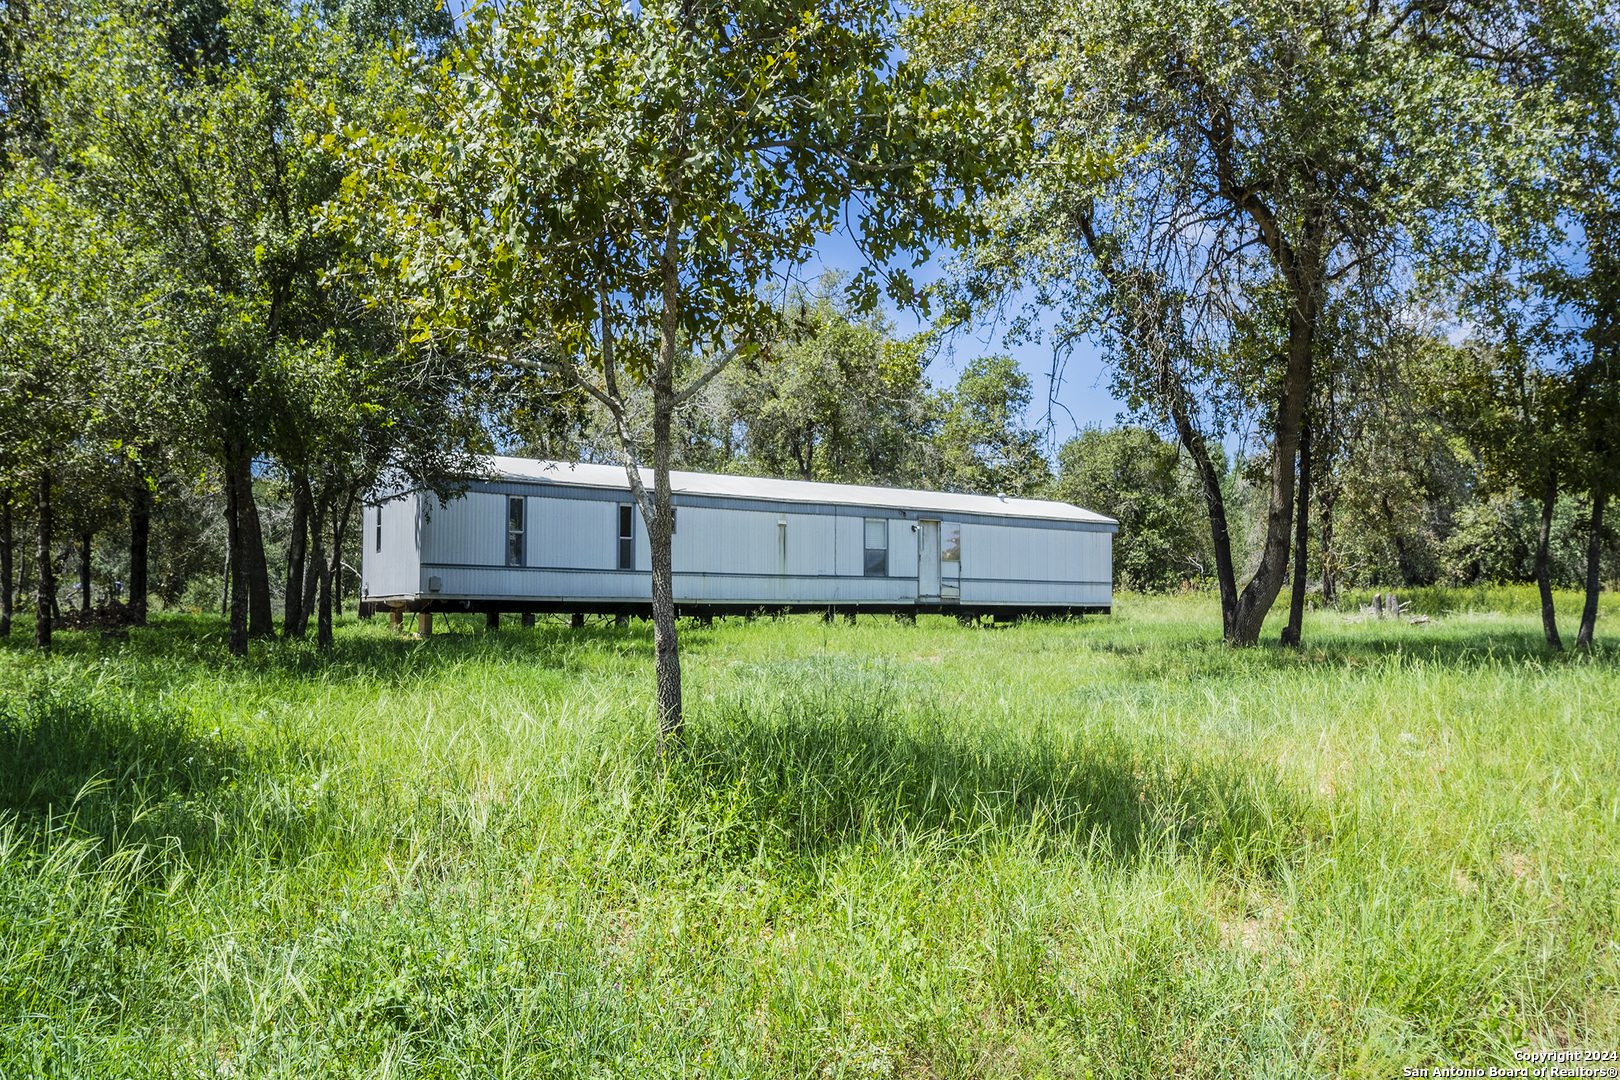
1,590,1617,1078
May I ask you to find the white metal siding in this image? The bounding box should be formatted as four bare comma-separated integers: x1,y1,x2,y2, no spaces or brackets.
957,524,1110,589
363,493,422,600
889,518,919,580
833,516,864,578
529,496,617,571
421,492,505,569
387,461,1113,609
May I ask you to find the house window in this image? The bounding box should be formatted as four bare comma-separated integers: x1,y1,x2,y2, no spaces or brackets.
375,506,382,553
507,496,524,566
619,505,635,570
864,517,888,577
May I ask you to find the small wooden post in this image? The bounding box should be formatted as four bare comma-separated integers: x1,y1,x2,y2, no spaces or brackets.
570,612,584,629
389,611,402,631
486,612,499,630
1375,593,1384,618
417,611,433,636
1388,593,1399,618
521,612,535,628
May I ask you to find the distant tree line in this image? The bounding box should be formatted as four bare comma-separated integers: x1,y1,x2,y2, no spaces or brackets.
0,0,1615,743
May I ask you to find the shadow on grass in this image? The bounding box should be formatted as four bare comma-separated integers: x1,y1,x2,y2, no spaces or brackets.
0,688,242,818
1094,625,1618,684
1,611,667,689
654,689,1312,873
0,688,343,874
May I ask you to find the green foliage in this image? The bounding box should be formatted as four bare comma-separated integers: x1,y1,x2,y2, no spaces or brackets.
1053,426,1208,591
342,0,1023,391
932,354,1051,496
724,281,937,487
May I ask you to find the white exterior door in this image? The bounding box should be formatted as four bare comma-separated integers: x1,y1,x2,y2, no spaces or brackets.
941,521,961,601
918,519,942,598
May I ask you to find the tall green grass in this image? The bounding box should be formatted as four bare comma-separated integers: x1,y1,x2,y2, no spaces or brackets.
0,597,1615,1077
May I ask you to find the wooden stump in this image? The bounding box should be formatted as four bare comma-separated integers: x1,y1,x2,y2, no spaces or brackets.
389,611,402,631
417,611,433,636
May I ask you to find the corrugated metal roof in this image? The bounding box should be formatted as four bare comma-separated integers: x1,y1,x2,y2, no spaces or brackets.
483,456,1118,528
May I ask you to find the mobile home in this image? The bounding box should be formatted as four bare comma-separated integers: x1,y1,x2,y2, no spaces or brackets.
359,457,1117,621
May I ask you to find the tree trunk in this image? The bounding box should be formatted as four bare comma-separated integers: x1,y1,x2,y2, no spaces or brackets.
1318,381,1338,606
316,553,333,649
35,468,53,650
1,490,12,638
79,531,92,613
1535,470,1563,651
1075,205,1246,641
1319,485,1336,605
308,494,330,649
600,265,682,747
300,475,323,635
221,524,231,617
1168,397,1239,639
649,223,684,750
318,484,359,650
228,440,274,638
283,476,309,638
129,483,150,625
224,463,248,655
1281,417,1313,647
302,547,320,631
1577,484,1606,649
1230,300,1315,645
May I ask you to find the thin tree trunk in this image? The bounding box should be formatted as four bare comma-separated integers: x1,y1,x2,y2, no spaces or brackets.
221,522,231,617
1535,470,1563,651
319,485,359,649
129,483,150,625
601,260,682,748
649,219,684,749
1577,484,1606,649
284,475,309,638
300,475,323,635
225,462,248,656
1319,486,1336,605
302,547,320,631
316,558,333,649
79,531,92,613
228,440,274,638
35,468,53,650
309,494,329,648
1170,397,1239,638
1075,206,1243,639
1318,380,1338,606
1281,418,1313,646
1,490,12,638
